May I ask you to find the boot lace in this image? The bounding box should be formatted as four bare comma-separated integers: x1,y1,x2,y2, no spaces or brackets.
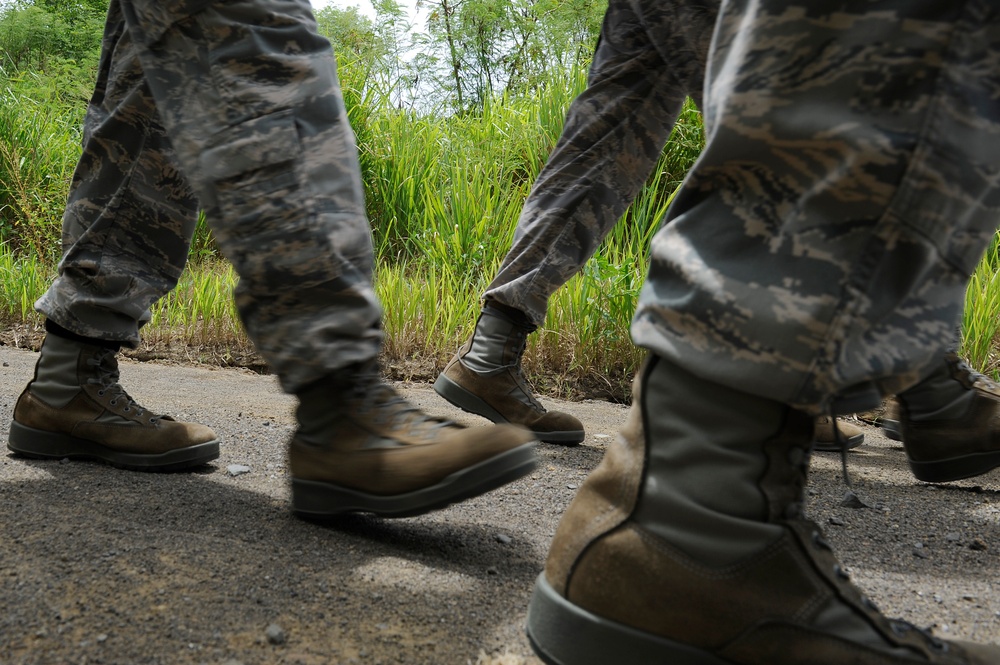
86,348,160,422
807,526,949,655
508,329,547,413
808,407,948,656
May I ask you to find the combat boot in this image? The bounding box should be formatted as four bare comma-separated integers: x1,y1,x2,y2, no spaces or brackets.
812,414,865,452
9,333,219,471
526,355,1000,665
290,361,538,518
884,353,1000,482
434,304,584,445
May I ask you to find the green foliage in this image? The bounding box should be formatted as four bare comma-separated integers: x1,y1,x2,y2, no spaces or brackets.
2,3,999,401
417,0,605,111
0,239,53,325
0,69,82,259
962,232,1000,380
0,0,106,71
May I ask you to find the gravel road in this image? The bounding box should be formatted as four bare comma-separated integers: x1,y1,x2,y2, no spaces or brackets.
0,345,998,665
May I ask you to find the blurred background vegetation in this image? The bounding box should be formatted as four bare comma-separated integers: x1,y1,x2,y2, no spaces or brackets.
1,0,996,403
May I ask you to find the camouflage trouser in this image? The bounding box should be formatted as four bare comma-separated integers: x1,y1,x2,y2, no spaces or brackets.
36,0,382,393
483,0,718,328
632,0,1000,414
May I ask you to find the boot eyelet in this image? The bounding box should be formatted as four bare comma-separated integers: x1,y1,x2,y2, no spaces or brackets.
109,399,118,406
123,407,130,412
97,390,105,396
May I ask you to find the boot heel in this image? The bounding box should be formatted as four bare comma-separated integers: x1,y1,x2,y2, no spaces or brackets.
8,420,77,458
433,374,507,423
527,574,734,665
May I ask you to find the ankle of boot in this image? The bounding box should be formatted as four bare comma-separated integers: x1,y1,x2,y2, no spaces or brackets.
295,361,380,442
898,356,974,422
482,301,536,332
45,319,122,351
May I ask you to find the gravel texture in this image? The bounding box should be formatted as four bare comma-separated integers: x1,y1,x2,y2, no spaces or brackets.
0,346,998,664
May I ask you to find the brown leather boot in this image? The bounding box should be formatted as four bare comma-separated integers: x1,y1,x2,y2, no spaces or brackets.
290,363,538,518
812,414,865,451
9,334,219,471
892,353,1000,482
526,355,1000,665
434,306,584,445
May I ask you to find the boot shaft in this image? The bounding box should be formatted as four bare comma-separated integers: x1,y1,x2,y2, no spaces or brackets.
29,334,120,409
535,355,980,664
461,305,533,374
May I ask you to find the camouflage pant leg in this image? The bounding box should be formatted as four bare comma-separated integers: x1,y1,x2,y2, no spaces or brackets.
483,0,718,327
632,0,1000,414
109,0,381,393
35,0,200,345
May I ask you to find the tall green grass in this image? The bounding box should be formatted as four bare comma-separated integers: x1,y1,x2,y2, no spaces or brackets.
0,66,82,260
4,50,999,400
962,234,1000,378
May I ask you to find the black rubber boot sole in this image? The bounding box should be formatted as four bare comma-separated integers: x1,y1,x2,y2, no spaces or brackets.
291,442,537,518
526,573,735,665
433,374,584,445
907,449,1000,483
8,420,220,472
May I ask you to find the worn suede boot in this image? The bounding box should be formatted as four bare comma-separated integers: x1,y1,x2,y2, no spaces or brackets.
526,355,1000,665
9,333,219,471
434,304,584,445
882,353,1000,482
290,362,538,518
812,414,864,452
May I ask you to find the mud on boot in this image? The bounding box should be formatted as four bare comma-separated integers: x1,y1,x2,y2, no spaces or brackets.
9,333,220,471
435,304,584,445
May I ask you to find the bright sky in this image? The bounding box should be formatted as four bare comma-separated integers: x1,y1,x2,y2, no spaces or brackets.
313,0,423,22
313,0,377,18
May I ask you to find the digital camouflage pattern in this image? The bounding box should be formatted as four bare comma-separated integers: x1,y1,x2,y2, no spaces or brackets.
633,0,1000,414
484,0,719,327
37,0,382,393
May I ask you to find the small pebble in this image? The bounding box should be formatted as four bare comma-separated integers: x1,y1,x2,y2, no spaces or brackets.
227,465,251,477
495,534,512,545
265,623,286,645
840,491,870,509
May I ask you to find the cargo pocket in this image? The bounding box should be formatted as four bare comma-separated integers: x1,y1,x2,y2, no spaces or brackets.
202,110,341,293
